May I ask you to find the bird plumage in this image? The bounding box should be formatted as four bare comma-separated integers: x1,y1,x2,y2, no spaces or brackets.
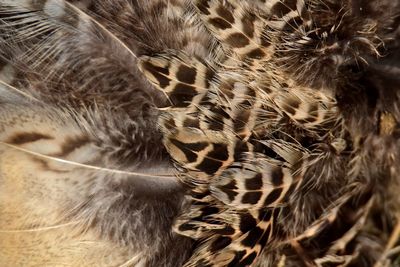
0,0,399,266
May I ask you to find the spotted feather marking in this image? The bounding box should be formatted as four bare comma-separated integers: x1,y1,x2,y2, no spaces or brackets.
208,139,306,210
136,2,342,266
273,86,339,130
263,0,311,32
138,54,216,108
138,51,265,140
173,141,306,266
139,53,272,179
210,156,302,209
180,207,279,267
158,104,246,177
162,125,236,176
138,53,233,176
139,49,302,266
193,0,313,66
132,38,241,179
141,49,317,266
174,200,225,239
159,110,242,178
195,0,273,61
199,80,264,140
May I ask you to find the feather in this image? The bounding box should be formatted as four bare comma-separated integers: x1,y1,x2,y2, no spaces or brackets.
194,0,273,61
1,0,400,266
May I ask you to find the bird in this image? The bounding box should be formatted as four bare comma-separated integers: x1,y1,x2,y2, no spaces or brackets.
0,0,399,266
